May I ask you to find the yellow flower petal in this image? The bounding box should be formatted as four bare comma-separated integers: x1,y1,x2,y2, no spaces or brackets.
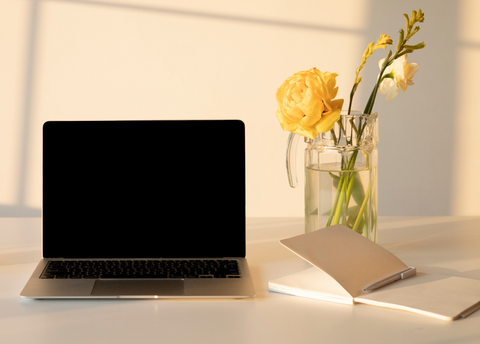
275,68,344,138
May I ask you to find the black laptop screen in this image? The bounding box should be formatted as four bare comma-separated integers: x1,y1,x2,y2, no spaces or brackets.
42,120,246,259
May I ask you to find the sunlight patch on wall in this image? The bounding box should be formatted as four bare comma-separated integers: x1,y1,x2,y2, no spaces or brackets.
0,0,29,208
452,0,480,215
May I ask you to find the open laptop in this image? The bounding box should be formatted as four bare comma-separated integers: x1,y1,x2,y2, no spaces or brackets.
21,119,255,299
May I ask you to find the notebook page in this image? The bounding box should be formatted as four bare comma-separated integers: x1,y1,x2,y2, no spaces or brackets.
269,267,353,305
355,273,480,321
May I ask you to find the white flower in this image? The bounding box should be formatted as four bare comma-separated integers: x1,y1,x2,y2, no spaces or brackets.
378,55,419,102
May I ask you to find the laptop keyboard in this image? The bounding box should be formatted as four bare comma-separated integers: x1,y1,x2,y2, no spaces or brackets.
41,259,241,279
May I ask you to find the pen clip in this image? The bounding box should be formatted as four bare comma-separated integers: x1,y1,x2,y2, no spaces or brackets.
363,266,416,292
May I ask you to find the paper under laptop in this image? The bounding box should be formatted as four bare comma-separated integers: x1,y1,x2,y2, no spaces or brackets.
269,225,480,320
21,119,255,299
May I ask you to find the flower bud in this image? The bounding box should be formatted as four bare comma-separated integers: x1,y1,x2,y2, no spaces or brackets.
404,42,426,50
397,29,405,51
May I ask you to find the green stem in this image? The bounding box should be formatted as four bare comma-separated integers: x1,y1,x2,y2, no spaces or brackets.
330,128,338,145
363,82,379,115
326,173,346,226
332,183,345,225
327,150,359,226
347,84,356,115
327,50,384,229
328,23,423,231
345,172,356,208
363,51,393,115
326,115,371,229
333,119,348,146
352,181,370,233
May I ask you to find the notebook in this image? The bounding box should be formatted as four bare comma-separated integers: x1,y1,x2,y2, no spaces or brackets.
269,225,480,320
21,119,255,299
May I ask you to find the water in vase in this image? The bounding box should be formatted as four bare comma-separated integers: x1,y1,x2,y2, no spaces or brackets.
305,163,377,241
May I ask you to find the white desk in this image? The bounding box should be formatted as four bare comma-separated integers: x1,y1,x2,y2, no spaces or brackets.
1,217,480,343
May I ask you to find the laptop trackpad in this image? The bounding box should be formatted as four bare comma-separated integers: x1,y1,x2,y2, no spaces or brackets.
91,280,184,296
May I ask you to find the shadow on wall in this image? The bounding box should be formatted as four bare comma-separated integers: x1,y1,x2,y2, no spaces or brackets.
0,205,40,217
364,1,458,216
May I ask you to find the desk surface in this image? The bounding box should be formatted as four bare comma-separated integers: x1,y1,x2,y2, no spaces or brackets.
1,217,480,343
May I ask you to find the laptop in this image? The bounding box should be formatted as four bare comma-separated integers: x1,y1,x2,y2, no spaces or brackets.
21,119,255,299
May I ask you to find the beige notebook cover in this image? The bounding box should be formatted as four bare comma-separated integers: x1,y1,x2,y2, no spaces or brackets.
269,225,480,321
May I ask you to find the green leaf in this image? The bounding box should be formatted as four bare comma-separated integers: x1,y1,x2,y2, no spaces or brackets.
321,209,333,216
346,206,364,234
329,172,340,189
350,172,366,206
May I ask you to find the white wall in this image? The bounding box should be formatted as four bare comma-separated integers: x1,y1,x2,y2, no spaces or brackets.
1,0,479,217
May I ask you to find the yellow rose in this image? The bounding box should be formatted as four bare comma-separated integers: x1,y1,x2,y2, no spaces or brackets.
275,68,344,139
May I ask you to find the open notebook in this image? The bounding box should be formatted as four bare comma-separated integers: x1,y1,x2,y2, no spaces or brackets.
269,225,480,321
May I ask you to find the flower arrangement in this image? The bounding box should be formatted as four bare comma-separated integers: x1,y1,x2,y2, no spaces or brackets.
276,9,425,136
276,10,426,237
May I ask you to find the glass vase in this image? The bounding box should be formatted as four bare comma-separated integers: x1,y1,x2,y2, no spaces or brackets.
286,111,379,241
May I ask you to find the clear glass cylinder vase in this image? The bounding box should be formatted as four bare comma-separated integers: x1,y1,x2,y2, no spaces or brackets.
304,111,378,241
